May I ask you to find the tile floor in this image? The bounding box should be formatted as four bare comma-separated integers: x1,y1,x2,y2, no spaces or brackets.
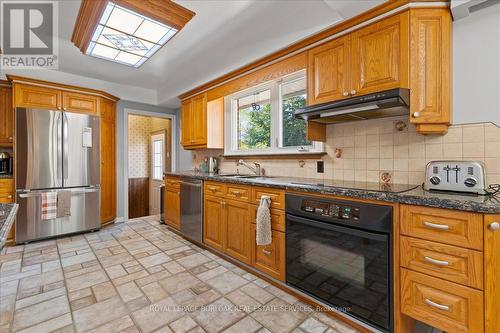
0,216,359,333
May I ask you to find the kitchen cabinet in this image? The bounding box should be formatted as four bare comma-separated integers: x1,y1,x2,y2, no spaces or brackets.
204,194,225,250
164,177,180,230
0,85,13,147
250,224,285,281
307,35,350,105
0,179,15,242
180,94,223,150
224,198,252,264
99,98,116,224
62,91,99,114
307,13,408,106
409,8,452,134
13,83,61,110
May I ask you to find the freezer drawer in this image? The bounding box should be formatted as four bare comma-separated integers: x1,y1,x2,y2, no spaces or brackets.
15,187,100,243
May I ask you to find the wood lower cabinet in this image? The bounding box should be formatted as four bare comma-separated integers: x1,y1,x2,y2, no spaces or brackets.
251,225,285,281
204,194,225,250
164,177,181,230
99,98,116,224
0,179,15,242
224,198,252,264
0,85,13,147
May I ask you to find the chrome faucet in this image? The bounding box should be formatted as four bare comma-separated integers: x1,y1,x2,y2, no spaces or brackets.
237,159,262,176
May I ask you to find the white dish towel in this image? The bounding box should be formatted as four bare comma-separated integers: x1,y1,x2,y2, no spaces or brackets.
256,195,272,246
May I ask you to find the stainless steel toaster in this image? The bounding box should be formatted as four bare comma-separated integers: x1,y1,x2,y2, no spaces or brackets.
424,161,487,194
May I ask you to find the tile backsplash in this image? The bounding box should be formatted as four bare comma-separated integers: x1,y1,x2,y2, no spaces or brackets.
193,116,500,186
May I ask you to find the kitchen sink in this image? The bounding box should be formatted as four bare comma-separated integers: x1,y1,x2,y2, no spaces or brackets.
218,174,273,179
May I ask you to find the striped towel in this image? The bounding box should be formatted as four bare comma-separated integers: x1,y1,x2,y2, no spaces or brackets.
41,192,57,220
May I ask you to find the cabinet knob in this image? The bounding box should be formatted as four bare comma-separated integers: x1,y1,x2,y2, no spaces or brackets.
489,222,500,231
9,137,13,141
350,90,357,95
413,111,420,118
342,92,349,97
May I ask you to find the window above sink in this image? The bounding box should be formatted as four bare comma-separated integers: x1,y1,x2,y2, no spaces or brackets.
224,70,324,156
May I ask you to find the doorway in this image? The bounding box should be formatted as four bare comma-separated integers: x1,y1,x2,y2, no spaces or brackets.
127,114,173,219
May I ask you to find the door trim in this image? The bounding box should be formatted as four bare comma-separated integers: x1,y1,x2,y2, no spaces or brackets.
123,108,177,221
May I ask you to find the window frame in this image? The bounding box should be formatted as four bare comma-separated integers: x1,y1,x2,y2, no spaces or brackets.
224,70,324,156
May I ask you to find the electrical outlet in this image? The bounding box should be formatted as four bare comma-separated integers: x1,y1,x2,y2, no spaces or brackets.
317,161,324,173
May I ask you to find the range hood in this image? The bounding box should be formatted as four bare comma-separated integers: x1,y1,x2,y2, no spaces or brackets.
295,88,410,124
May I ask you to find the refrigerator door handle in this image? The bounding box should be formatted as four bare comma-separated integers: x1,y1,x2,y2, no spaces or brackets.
62,112,69,181
56,112,63,184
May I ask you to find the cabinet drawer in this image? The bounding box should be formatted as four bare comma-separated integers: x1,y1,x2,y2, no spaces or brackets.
226,185,250,202
251,187,285,210
204,181,226,197
251,225,285,281
400,236,483,289
401,269,483,333
250,205,285,232
165,176,180,189
400,205,483,250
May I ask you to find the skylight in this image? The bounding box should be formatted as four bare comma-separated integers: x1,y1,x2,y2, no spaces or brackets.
86,2,178,67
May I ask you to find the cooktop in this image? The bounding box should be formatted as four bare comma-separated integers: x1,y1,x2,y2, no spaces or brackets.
290,180,419,193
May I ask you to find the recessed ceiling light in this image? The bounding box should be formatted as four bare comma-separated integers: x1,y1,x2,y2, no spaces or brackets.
85,2,179,67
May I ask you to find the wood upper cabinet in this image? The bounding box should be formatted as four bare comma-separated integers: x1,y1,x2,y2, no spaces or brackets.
224,198,252,264
204,194,225,250
351,12,409,96
14,83,61,110
181,93,223,150
99,98,116,224
307,35,350,105
409,9,452,134
62,91,99,114
0,86,13,146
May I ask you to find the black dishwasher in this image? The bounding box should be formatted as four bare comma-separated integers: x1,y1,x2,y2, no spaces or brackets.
286,193,393,332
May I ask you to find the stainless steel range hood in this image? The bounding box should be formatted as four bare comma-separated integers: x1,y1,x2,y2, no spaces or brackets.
295,88,410,124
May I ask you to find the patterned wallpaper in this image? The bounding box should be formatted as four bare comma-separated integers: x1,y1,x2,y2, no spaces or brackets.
128,115,152,178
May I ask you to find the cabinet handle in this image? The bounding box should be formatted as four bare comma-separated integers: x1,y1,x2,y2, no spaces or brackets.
423,221,450,231
489,222,500,231
7,195,12,199
424,256,449,267
209,187,217,193
262,249,272,255
231,190,241,197
350,90,357,95
9,137,13,141
342,92,349,97
424,298,449,311
413,111,421,118
221,200,226,208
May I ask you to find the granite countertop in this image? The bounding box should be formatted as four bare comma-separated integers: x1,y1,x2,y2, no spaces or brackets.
0,203,18,250
166,171,500,214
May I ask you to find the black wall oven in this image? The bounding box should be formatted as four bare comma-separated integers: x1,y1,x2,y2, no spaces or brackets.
286,194,393,332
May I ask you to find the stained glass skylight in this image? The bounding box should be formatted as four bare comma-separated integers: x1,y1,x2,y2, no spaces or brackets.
86,2,178,67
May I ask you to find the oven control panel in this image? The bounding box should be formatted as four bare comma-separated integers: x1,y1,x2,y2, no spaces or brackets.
301,200,360,220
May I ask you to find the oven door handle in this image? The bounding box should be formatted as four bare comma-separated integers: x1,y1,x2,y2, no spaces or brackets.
286,214,389,242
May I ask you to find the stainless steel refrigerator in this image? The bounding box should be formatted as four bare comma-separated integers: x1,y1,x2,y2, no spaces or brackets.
15,108,101,243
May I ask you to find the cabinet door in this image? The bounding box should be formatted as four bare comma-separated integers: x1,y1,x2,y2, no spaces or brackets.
190,93,207,146
165,189,180,229
100,99,116,223
224,199,251,264
0,181,14,242
0,87,13,146
62,91,99,114
251,225,285,281
14,83,61,109
204,195,224,250
409,9,451,129
181,99,192,146
351,13,409,96
307,35,350,105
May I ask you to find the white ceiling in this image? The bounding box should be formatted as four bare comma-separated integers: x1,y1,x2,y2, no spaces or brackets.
53,0,384,107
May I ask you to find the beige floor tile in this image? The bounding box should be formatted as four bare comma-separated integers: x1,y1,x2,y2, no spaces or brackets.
61,251,96,268
225,289,262,313
92,281,117,301
240,282,274,304
299,317,329,333
16,287,66,310
117,281,144,302
66,269,108,292
142,282,168,303
191,298,245,333
222,316,262,333
169,315,197,333
12,295,70,332
251,298,307,333
205,271,248,295
133,297,184,333
85,315,135,333
138,252,171,268
176,253,211,269
73,296,128,333
15,313,72,333
159,272,202,294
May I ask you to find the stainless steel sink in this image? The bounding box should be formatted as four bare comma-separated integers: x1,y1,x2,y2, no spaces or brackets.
218,174,273,179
